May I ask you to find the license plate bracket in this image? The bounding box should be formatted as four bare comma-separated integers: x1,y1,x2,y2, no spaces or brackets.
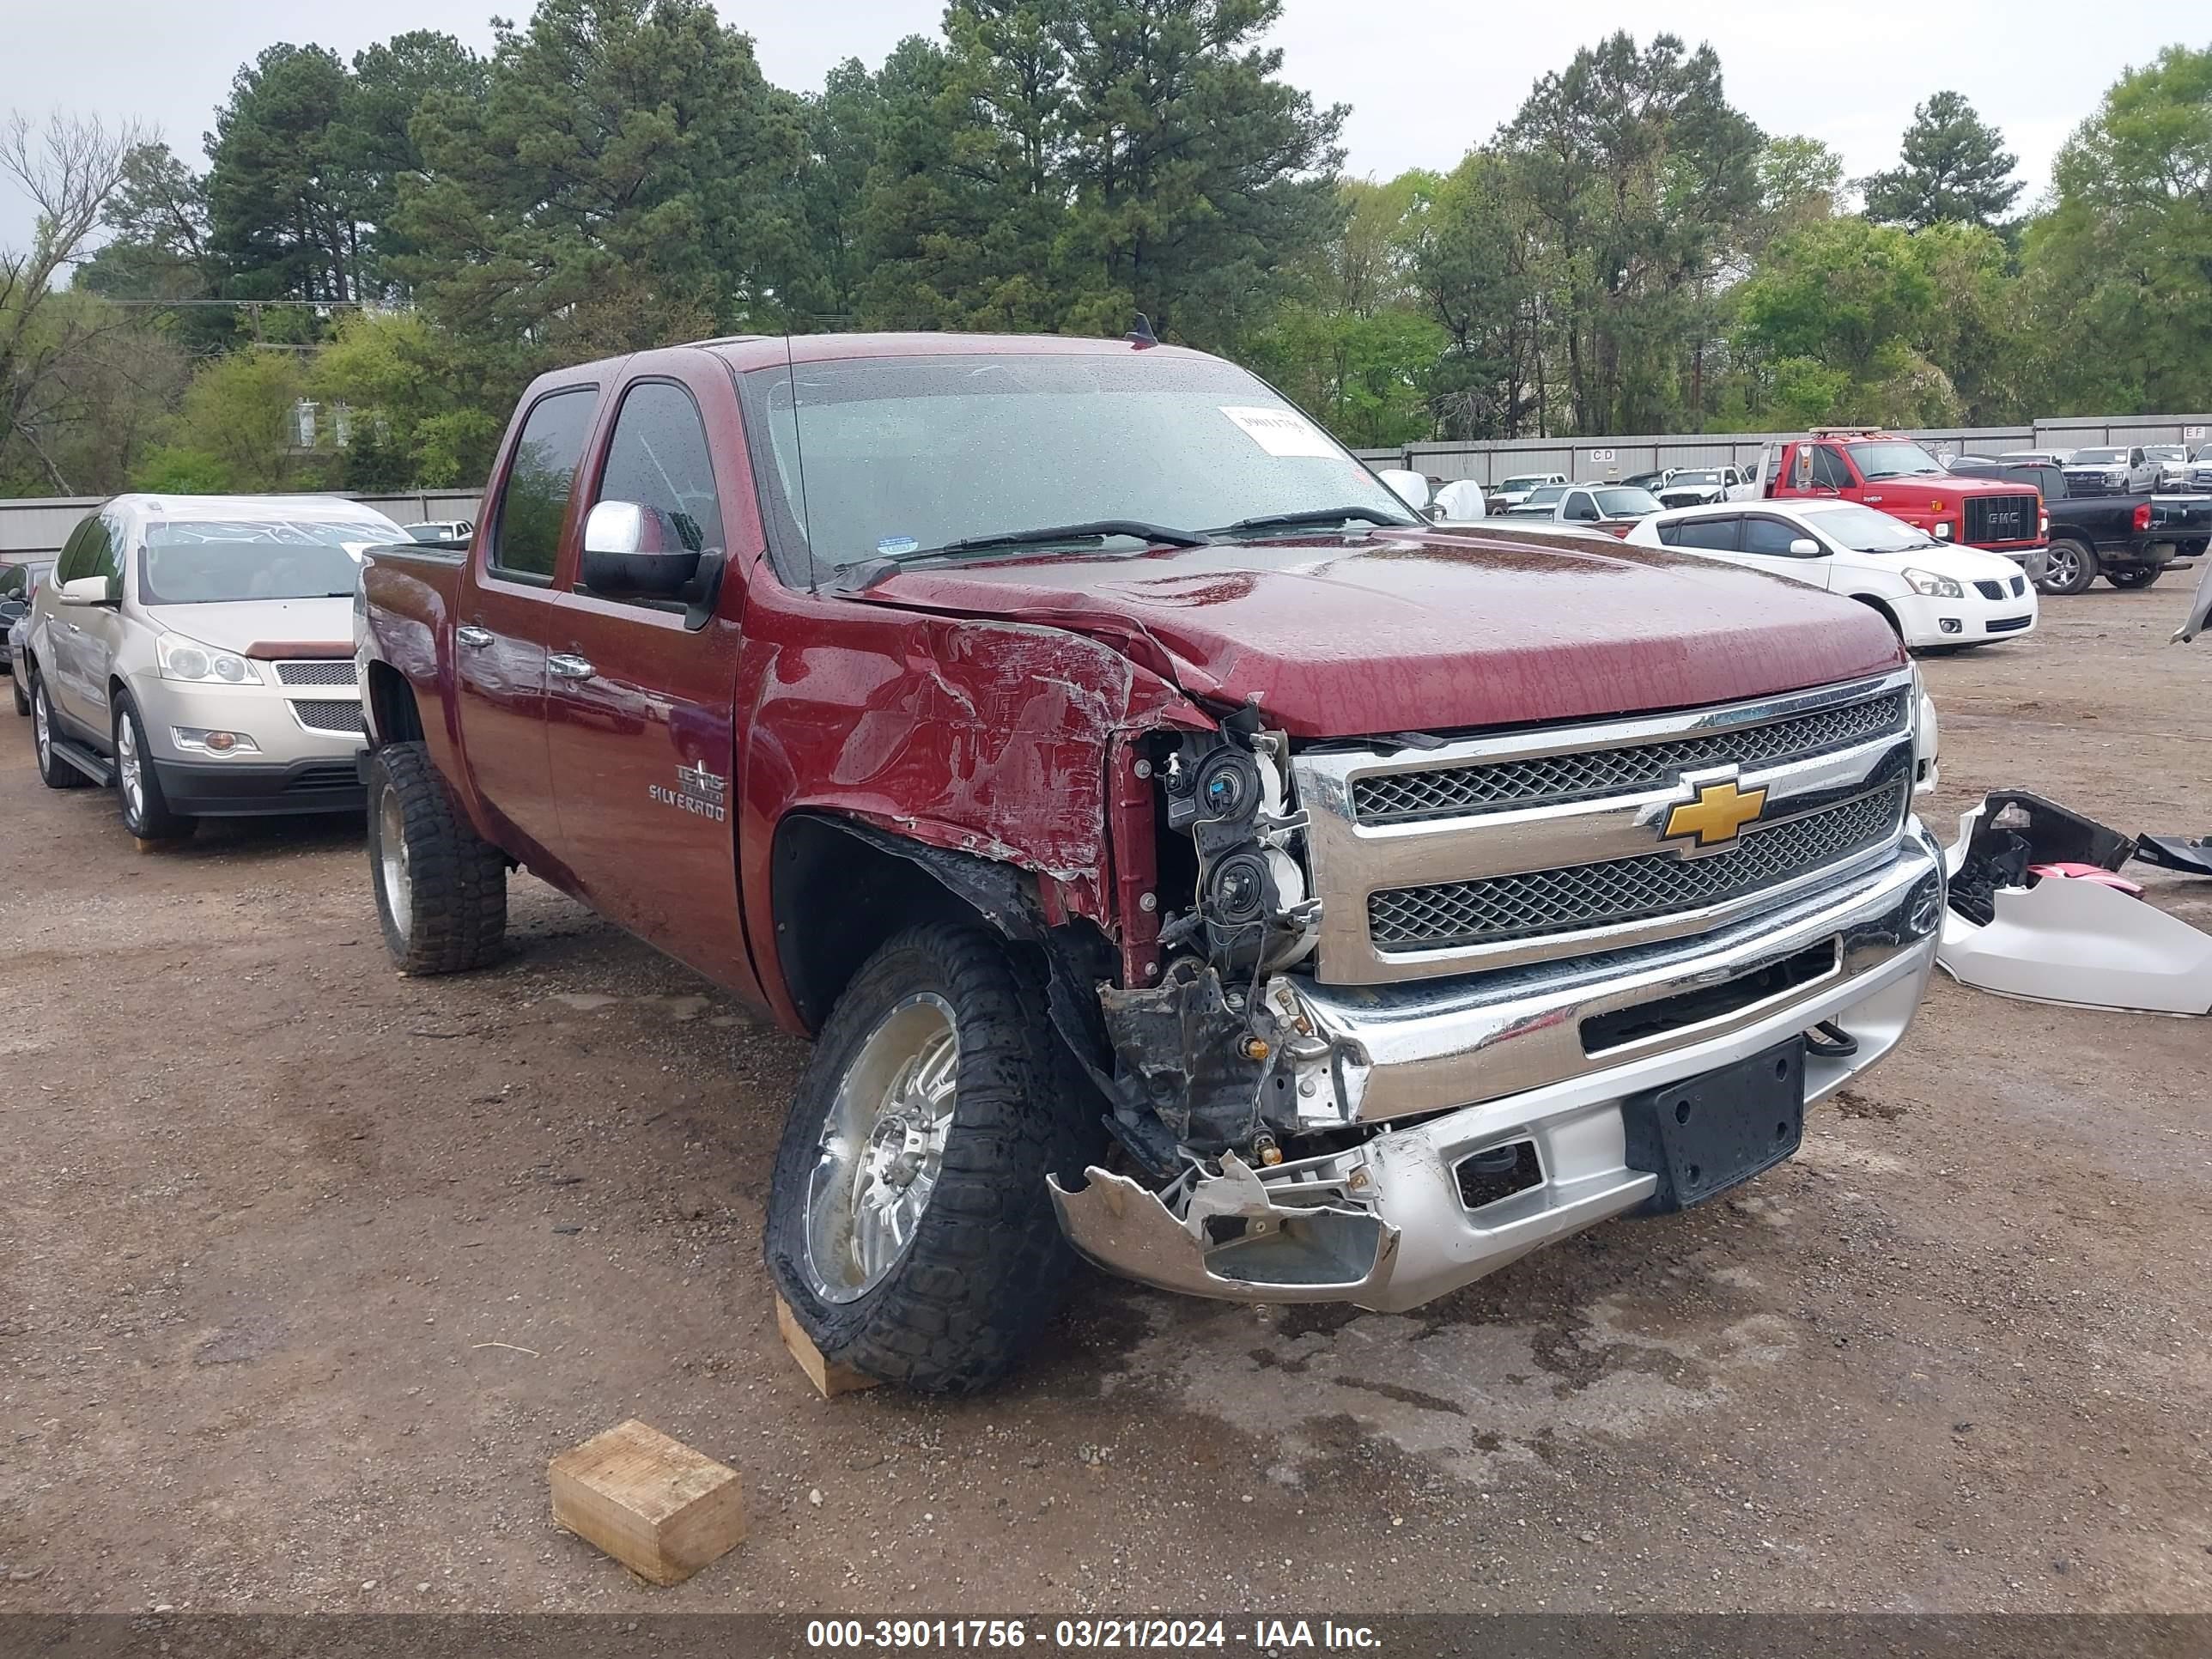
1623,1036,1806,1213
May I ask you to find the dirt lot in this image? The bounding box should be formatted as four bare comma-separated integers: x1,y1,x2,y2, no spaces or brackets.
3,581,2209,1618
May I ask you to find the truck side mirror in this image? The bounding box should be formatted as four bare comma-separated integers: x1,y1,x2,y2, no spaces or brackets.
580,499,702,597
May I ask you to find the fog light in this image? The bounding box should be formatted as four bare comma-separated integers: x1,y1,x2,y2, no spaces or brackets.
1939,617,1962,635
172,726,259,755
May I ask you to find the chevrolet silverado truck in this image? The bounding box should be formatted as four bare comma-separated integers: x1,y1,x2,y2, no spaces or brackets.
355,334,1947,1393
1946,459,2181,593
1744,428,2051,584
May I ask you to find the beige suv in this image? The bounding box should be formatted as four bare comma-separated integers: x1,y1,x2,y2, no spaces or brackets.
22,494,407,840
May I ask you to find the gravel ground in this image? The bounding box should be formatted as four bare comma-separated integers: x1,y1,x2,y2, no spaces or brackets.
3,580,2209,1616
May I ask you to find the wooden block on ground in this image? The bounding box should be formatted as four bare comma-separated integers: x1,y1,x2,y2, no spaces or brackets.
549,1419,744,1585
776,1296,880,1399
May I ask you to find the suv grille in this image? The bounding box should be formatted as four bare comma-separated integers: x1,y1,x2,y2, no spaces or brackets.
291,698,365,735
1964,494,2039,543
276,659,358,687
1350,690,1908,825
1366,781,1909,953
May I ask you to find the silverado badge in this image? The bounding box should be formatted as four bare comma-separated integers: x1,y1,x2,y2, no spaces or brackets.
1660,775,1767,851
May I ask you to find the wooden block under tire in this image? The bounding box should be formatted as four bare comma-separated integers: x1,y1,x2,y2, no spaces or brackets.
549,1419,745,1585
776,1296,881,1398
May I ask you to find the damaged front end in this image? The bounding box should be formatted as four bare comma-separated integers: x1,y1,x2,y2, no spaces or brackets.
1054,672,1947,1310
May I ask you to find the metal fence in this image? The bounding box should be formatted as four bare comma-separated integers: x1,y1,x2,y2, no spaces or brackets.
1353,414,2212,488
0,489,484,558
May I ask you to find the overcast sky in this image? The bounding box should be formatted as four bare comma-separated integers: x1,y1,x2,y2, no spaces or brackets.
2,1,2191,257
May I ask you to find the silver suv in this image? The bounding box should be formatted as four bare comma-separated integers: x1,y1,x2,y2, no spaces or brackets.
21,494,407,840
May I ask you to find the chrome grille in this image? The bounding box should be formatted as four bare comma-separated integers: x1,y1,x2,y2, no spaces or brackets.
276,659,358,688
1367,782,1909,953
1350,690,1908,825
290,698,365,735
1964,494,2039,542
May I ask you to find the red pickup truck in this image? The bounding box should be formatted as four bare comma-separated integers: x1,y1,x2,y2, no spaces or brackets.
355,334,1947,1392
1749,427,2051,584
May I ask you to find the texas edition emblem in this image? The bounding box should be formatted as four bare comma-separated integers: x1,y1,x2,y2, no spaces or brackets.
1660,775,1767,850
650,761,727,822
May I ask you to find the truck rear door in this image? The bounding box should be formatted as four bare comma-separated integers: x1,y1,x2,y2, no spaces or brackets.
539,362,759,996
455,383,600,864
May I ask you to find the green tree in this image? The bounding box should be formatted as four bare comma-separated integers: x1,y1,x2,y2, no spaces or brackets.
1407,153,1548,437
1859,91,2022,229
205,44,368,303
311,310,504,488
1502,32,1764,434
398,0,808,362
1054,0,1346,349
2021,45,2212,412
160,348,322,492
338,32,489,295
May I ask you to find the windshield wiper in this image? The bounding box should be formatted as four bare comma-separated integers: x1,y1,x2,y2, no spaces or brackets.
1216,505,1411,535
829,520,1210,594
933,519,1209,557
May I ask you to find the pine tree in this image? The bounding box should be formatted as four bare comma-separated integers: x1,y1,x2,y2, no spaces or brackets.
1858,91,2023,229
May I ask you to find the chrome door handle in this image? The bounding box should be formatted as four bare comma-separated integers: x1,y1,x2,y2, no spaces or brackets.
66,623,83,635
548,653,594,681
456,625,492,647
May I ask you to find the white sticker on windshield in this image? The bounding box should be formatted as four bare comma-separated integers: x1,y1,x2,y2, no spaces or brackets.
1219,404,1338,459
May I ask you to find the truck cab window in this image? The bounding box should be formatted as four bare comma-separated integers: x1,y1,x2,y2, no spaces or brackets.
492,388,597,583
1810,447,1852,490
594,382,725,592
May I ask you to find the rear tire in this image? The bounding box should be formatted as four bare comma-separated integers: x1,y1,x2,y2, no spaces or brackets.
2039,537,2097,596
765,921,1100,1395
113,695,194,842
366,741,507,975
31,673,88,789
2105,565,2163,590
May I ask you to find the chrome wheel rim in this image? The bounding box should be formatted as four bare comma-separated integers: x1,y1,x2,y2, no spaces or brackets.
2049,547,2081,589
378,787,412,939
804,993,959,1304
117,715,144,823
33,683,50,766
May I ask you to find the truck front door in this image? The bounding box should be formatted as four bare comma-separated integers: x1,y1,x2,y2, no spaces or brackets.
456,384,598,865
541,370,759,996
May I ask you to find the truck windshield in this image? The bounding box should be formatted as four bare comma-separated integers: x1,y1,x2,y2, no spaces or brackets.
1522,485,1567,507
1797,504,1939,553
2070,449,2125,465
1594,488,1662,516
1844,441,1945,481
138,519,399,605
740,352,1413,575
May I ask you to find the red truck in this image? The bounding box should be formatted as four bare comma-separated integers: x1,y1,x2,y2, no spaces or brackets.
1747,427,2051,585
355,334,1947,1392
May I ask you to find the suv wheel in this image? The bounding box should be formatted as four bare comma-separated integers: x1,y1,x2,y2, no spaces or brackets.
365,741,507,974
2105,565,2163,590
766,922,1100,1394
114,696,194,841
2039,537,2097,596
31,674,88,790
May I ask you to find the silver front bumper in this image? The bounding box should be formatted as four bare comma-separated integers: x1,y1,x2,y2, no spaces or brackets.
1049,826,1943,1311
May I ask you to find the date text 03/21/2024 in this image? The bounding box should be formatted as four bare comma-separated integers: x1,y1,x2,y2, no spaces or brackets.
804,1620,1382,1650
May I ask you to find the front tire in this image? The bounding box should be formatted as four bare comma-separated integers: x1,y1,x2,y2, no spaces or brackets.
766,922,1099,1395
366,741,507,975
31,674,88,790
113,696,194,841
2105,565,2163,590
2039,537,2097,596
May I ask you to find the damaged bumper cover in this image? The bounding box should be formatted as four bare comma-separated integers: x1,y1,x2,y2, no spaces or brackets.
1049,828,1943,1311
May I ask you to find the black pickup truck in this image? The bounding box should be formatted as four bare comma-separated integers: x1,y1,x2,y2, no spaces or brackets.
1948,460,2206,595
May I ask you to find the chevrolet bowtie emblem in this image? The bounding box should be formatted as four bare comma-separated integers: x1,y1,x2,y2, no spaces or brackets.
1662,778,1768,848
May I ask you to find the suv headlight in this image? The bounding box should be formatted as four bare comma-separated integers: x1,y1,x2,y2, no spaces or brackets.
1904,568,1964,599
157,631,258,684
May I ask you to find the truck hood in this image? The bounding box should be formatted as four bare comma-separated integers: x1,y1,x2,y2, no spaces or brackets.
142,596,355,655
846,527,1905,738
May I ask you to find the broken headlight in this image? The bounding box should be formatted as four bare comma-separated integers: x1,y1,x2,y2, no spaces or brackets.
1156,723,1316,977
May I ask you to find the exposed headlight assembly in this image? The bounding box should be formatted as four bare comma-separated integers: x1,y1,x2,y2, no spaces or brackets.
156,631,258,684
1904,568,1965,599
